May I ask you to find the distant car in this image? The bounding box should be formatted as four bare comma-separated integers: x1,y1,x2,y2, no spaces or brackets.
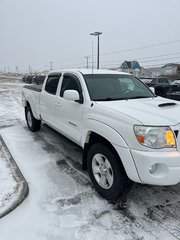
24,75,35,84
139,78,154,85
171,80,180,85
22,75,27,82
34,75,46,85
140,78,171,97
31,76,37,84
168,80,180,95
22,75,46,84
31,75,46,85
147,78,170,87
143,78,171,98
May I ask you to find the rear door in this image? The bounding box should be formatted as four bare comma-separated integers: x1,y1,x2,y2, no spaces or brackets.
40,73,61,125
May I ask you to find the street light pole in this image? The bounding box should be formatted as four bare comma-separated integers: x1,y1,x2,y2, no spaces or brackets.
50,61,53,71
90,32,102,69
85,56,90,68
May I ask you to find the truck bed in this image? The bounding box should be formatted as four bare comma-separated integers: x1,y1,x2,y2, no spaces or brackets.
23,84,42,92
22,84,42,119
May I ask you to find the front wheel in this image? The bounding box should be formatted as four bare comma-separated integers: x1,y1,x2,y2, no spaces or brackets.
25,106,41,132
87,143,132,200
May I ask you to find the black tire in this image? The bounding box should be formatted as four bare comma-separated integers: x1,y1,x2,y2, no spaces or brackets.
25,106,41,132
87,143,132,200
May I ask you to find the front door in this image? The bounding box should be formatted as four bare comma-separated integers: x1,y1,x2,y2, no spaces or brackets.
54,73,84,145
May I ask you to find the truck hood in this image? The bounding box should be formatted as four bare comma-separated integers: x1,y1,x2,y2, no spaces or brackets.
96,97,180,126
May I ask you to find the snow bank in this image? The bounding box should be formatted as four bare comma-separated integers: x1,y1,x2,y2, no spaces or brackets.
0,136,28,218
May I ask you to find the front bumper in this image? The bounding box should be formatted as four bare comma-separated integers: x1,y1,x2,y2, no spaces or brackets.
131,149,180,185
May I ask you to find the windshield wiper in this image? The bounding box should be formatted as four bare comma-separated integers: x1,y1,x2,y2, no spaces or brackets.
95,97,127,101
127,96,152,99
94,96,154,101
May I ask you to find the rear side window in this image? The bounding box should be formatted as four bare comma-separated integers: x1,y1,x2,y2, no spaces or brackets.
45,75,61,95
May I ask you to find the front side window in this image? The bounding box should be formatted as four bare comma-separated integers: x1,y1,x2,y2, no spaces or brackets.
83,74,155,101
60,74,81,97
45,75,60,95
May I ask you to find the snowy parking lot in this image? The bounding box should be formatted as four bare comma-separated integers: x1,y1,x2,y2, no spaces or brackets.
1,78,180,240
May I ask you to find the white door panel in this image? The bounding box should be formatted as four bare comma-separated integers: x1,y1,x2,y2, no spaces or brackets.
40,74,61,125
41,91,57,124
55,97,84,144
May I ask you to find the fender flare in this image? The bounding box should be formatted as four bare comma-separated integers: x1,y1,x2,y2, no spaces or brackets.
82,119,140,182
82,119,128,148
24,97,40,120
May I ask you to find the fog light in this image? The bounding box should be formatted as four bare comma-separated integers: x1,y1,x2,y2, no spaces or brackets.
149,164,157,174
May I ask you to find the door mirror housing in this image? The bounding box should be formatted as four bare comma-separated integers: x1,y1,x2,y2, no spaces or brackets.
63,90,83,103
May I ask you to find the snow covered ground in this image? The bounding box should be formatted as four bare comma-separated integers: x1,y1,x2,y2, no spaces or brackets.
1,78,180,240
0,135,28,218
0,138,18,217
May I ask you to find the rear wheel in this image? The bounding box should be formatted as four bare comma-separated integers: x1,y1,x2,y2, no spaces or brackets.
25,106,41,132
87,143,132,200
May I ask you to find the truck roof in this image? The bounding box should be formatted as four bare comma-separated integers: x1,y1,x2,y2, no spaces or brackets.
48,69,130,76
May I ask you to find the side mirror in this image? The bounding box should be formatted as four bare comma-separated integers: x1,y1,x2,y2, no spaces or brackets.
150,87,155,94
63,90,81,103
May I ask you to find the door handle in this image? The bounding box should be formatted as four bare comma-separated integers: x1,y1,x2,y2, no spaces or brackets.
56,102,61,106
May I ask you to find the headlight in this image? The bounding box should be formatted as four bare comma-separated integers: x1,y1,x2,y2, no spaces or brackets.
134,125,176,149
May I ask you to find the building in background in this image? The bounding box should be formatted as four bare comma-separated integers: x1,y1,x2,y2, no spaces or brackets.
162,63,180,75
118,60,180,79
147,67,165,77
118,60,152,77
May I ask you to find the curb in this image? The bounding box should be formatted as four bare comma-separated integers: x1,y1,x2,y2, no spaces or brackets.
0,135,29,218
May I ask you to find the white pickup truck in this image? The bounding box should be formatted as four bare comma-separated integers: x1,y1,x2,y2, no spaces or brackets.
22,69,180,200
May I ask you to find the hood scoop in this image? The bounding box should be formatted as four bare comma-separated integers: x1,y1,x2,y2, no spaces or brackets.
158,102,176,107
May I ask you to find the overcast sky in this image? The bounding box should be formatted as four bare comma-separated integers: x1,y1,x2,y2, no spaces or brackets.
0,0,180,73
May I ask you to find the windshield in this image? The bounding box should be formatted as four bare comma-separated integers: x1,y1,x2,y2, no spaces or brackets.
83,74,155,101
